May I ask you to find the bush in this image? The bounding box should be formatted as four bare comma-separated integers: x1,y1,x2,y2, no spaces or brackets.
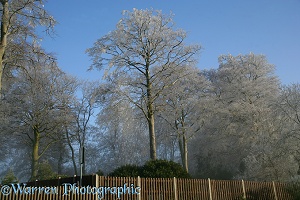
36,161,58,180
108,164,142,177
96,169,104,176
286,181,300,200
141,159,191,178
1,169,18,185
107,160,191,178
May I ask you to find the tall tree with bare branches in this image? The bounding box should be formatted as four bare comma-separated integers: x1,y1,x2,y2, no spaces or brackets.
4,51,77,180
0,0,55,93
87,9,201,160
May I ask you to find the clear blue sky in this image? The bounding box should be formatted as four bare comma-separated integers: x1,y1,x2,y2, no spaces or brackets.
40,0,300,85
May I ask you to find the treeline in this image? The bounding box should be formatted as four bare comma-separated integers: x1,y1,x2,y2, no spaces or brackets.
0,4,299,183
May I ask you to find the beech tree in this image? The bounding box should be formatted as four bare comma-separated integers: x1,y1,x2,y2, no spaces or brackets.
276,84,300,177
190,53,281,179
0,0,55,93
4,51,77,180
87,9,201,160
157,66,208,172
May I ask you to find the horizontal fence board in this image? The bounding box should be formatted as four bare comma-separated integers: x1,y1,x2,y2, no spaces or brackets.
0,175,298,200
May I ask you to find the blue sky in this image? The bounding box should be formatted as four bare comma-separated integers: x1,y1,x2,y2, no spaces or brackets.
40,0,300,85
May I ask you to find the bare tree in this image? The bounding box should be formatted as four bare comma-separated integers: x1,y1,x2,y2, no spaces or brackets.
95,82,149,173
278,84,300,133
87,9,201,160
0,0,55,93
157,66,208,172
190,53,282,180
4,52,77,180
275,84,300,177
65,81,99,175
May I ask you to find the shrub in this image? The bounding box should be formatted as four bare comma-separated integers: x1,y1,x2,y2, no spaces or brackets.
286,181,300,200
1,169,19,185
107,160,191,178
36,160,58,180
96,169,104,176
141,159,191,178
108,164,142,177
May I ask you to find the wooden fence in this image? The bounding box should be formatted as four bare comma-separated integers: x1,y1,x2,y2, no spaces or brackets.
0,175,298,200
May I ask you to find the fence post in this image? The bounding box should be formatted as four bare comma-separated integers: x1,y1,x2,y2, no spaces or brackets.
173,177,178,200
272,181,278,200
58,177,61,198
242,180,246,199
138,176,141,200
95,174,99,188
208,178,213,200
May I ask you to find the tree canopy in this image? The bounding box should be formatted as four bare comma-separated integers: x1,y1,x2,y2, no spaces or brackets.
87,8,201,160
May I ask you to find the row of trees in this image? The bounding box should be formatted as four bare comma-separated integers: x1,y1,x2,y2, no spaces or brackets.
0,0,98,181
0,4,299,182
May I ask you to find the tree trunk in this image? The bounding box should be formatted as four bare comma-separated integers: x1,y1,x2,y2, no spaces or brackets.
182,134,188,173
148,111,156,160
178,134,188,173
66,127,78,175
178,109,189,173
31,126,40,181
146,67,157,160
69,143,78,175
0,0,9,93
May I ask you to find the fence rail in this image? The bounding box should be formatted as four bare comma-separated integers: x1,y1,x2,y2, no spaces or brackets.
0,175,297,200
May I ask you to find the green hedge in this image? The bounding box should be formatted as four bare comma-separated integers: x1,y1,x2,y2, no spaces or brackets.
108,159,191,178
108,164,141,177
